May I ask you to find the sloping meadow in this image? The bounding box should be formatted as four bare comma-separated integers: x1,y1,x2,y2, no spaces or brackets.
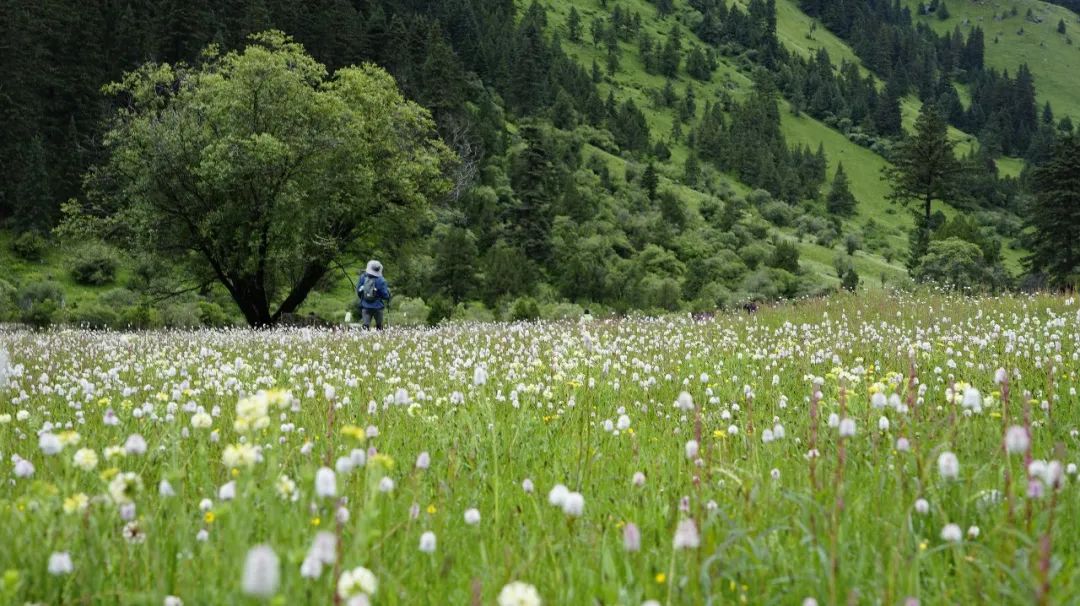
1,291,1078,604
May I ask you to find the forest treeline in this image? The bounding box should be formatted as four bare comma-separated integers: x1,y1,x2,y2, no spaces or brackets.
1,0,1077,327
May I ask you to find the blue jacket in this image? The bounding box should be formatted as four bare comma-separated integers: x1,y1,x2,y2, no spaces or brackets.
357,273,391,310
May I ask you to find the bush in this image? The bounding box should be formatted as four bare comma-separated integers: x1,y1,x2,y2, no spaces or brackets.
426,295,453,326
747,188,773,207
161,302,202,328
21,299,59,329
391,297,431,327
70,243,119,286
67,304,120,329
540,302,584,321
99,288,140,309
759,200,797,227
844,233,861,255
741,268,800,300
739,242,770,270
197,301,232,328
842,268,860,292
119,305,160,330
16,281,65,312
451,301,496,323
0,279,17,321
510,297,541,322
766,241,800,273
636,275,682,311
11,232,48,261
833,254,854,279
692,282,732,312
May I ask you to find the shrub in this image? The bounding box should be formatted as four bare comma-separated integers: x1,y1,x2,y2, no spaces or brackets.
844,233,862,256
540,302,584,321
636,275,682,311
119,305,160,330
747,189,773,207
767,241,800,273
70,243,119,286
759,200,797,227
67,304,120,329
842,268,860,292
391,297,431,327
452,301,496,323
99,288,140,309
692,282,732,312
21,299,59,329
739,242,770,270
161,302,202,328
16,281,65,312
510,297,541,322
11,232,48,261
0,279,17,321
426,296,453,326
197,301,232,328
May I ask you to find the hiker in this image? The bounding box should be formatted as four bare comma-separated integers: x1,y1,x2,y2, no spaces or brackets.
356,260,391,330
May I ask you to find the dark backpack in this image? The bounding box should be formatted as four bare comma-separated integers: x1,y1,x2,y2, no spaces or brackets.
360,276,380,302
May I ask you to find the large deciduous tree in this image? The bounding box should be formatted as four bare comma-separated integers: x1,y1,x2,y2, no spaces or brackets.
64,31,455,326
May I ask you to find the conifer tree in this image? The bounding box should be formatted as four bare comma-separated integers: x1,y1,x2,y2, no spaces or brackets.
883,106,964,267
826,163,857,216
1026,135,1080,285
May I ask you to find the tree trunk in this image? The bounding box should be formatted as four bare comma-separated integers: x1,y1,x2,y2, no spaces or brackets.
271,262,330,324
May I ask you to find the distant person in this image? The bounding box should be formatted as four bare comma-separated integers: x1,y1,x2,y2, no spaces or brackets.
580,308,593,324
743,301,758,314
357,260,391,330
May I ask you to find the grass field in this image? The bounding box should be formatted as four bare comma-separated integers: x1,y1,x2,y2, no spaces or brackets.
3,291,1079,604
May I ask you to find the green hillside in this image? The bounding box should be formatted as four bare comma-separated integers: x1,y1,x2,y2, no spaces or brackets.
0,0,1038,327
907,0,1080,121
549,0,918,284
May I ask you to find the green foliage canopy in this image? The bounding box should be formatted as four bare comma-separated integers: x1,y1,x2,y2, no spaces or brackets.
65,31,455,326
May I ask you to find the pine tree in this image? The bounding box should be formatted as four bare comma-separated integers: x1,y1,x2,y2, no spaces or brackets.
1026,134,1080,286
883,106,964,267
873,79,904,137
826,163,857,216
642,163,659,199
567,6,582,42
510,124,558,262
684,153,700,187
937,0,950,20
686,46,711,80
659,25,681,76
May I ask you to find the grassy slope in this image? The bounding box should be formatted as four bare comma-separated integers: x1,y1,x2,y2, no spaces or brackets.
0,231,132,309
906,0,1080,121
551,0,918,286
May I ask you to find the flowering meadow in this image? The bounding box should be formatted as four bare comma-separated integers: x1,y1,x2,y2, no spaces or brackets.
3,292,1080,605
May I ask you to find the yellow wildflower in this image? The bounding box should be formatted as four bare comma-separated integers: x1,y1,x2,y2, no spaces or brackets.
341,425,367,442
370,454,395,471
63,493,89,515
